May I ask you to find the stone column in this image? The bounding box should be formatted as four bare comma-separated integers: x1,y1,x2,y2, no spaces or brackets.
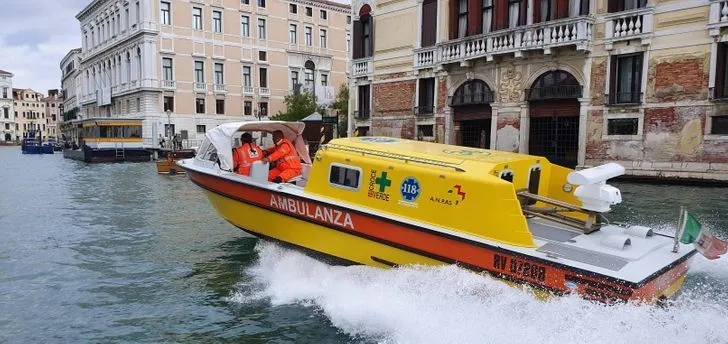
435,0,442,44
579,56,592,168
444,105,453,144
490,104,499,149
416,0,424,49
518,103,529,154
578,98,589,167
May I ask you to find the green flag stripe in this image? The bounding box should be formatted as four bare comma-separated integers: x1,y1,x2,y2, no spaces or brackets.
679,212,702,244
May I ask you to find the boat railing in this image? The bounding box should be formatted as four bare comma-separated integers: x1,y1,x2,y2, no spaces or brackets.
517,190,601,234
323,143,466,172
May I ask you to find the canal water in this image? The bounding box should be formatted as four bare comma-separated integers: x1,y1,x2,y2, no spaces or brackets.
1,146,727,344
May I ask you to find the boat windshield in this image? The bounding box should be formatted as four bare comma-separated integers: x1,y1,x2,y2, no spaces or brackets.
196,138,218,162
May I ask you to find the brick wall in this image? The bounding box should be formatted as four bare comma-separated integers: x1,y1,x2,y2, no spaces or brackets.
650,56,708,102
372,79,417,139
437,76,447,113
590,58,607,106
372,116,416,139
373,80,416,115
585,110,607,160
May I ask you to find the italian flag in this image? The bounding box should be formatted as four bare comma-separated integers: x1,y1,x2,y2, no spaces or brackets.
679,211,728,260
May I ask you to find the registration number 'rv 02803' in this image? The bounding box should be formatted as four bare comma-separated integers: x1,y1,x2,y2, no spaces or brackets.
493,253,547,282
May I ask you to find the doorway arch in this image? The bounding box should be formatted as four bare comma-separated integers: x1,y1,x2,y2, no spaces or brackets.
4,133,11,142
526,70,582,168
450,79,494,148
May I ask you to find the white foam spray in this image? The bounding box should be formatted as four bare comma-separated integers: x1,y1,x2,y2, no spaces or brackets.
231,242,728,344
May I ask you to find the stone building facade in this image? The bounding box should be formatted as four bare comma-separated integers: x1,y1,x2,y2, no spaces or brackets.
0,70,15,143
347,0,728,181
61,48,83,124
75,0,350,148
13,89,50,140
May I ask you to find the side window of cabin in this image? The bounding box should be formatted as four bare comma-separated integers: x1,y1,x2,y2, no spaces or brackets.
526,164,541,205
500,169,514,183
329,164,362,190
528,165,541,194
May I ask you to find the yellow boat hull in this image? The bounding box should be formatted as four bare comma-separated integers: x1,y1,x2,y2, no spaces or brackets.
204,189,444,268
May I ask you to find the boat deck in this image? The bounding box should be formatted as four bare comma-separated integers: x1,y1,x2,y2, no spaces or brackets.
526,218,694,283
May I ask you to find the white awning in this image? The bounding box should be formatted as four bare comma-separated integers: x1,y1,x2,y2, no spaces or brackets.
205,121,312,170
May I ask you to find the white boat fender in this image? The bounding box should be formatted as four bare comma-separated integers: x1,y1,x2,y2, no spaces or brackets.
600,235,632,250
624,225,654,238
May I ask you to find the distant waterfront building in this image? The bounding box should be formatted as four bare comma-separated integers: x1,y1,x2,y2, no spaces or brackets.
13,89,49,140
348,0,728,181
74,0,350,148
42,90,64,140
0,70,15,143
61,48,84,124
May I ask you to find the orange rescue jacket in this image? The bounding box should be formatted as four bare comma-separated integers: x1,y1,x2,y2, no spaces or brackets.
265,138,302,171
233,143,263,176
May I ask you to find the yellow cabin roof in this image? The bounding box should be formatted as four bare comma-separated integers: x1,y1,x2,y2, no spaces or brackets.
326,137,546,172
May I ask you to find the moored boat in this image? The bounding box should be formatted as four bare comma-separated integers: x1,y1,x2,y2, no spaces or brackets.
156,148,196,174
61,118,151,163
180,121,696,304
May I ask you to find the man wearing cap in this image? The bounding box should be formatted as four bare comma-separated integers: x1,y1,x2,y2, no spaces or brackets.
233,132,263,176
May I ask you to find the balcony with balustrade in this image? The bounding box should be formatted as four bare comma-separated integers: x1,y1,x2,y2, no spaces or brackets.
415,16,594,70
214,84,227,93
709,0,728,37
194,82,207,91
259,87,270,96
352,58,373,78
161,80,176,89
603,7,654,50
243,85,254,96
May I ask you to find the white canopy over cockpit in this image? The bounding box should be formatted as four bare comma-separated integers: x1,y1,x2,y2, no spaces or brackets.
200,121,312,171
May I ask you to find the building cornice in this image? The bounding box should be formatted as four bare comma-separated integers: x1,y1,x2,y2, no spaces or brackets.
291,0,351,14
81,29,157,65
77,0,124,20
60,48,83,68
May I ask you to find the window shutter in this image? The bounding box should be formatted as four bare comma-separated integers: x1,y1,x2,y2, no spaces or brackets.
353,20,362,59
609,56,618,104
494,0,508,30
520,0,527,25
468,0,482,35
533,0,541,23
556,0,568,19
607,0,618,13
422,0,437,46
449,0,459,39
717,43,726,98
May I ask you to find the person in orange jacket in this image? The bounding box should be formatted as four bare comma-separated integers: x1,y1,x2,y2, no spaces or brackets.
262,130,302,183
233,132,263,176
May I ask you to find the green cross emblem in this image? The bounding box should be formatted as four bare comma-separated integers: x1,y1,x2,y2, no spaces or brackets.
375,172,391,192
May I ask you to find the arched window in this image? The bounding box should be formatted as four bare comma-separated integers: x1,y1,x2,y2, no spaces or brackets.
450,80,493,106
136,47,142,80
304,60,315,88
126,51,131,83
353,5,373,59
527,70,581,100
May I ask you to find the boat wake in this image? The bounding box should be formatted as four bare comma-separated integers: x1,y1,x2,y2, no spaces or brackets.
231,241,728,344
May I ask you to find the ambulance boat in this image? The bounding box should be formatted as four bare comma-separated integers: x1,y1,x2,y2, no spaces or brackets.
180,121,696,304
